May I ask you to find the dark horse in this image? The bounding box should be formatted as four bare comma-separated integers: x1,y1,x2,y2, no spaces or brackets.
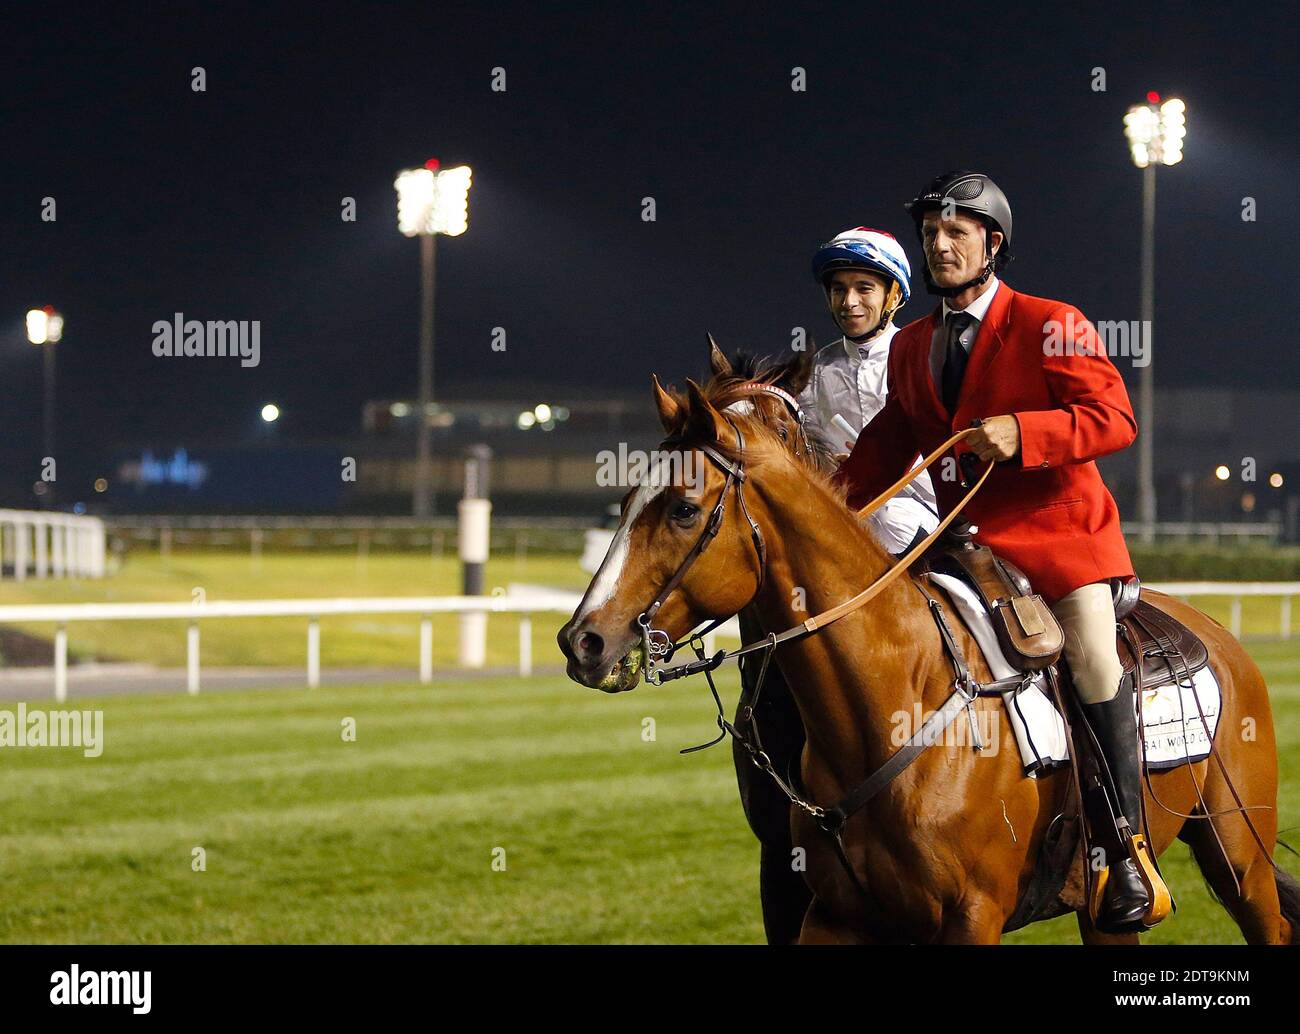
559,360,1299,943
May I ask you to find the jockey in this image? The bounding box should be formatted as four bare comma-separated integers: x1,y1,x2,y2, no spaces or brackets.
803,228,939,555
835,171,1168,934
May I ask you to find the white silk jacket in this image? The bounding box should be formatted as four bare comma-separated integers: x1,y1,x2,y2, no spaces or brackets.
797,324,938,553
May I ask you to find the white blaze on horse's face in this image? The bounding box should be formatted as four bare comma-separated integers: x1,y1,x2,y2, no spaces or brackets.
571,454,673,624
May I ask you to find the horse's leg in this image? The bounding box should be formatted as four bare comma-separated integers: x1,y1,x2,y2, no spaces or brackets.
734,731,809,944
733,610,813,944
759,839,813,945
1180,804,1286,944
1153,613,1289,945
936,893,1007,944
798,898,872,944
1076,909,1140,945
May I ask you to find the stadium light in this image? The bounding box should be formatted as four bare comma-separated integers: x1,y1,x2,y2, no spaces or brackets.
26,306,64,344
1123,94,1187,544
1124,95,1186,168
261,403,281,423
394,158,474,518
395,162,473,237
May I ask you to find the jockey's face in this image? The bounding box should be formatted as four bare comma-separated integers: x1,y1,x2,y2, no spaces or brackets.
921,210,1003,289
826,269,889,341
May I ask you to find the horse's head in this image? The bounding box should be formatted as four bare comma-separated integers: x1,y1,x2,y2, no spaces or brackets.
558,367,790,692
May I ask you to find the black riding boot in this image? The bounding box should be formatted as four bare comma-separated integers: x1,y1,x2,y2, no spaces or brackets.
1082,687,1150,932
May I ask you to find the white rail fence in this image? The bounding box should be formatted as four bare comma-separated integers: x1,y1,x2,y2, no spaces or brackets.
1153,582,1299,642
0,584,1292,702
0,510,106,581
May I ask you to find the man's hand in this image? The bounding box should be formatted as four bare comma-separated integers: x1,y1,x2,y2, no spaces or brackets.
968,415,1021,462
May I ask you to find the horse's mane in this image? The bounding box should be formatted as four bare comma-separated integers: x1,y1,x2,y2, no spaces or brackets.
660,365,851,511
717,350,839,467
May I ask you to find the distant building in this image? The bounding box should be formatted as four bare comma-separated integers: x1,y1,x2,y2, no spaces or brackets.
50,383,1298,532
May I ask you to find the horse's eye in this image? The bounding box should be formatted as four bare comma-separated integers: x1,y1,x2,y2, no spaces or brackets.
669,500,700,524
777,425,788,441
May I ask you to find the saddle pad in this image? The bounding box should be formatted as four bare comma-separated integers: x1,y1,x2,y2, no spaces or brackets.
928,573,1222,774
1140,666,1221,769
926,573,1069,775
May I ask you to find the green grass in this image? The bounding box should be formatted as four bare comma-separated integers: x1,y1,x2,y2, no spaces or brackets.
0,641,1297,944
0,550,592,669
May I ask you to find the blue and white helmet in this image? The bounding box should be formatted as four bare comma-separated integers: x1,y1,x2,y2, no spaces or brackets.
811,227,912,306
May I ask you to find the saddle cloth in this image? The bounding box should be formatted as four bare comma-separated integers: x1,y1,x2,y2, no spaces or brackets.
926,573,1221,773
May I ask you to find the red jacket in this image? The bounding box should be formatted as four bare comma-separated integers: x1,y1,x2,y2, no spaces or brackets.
835,282,1137,602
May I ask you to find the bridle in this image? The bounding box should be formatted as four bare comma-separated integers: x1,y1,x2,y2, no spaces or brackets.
635,420,766,686
636,381,810,686
735,381,815,464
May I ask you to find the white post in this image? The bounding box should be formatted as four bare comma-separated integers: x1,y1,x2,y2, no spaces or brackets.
187,622,201,695
70,522,83,578
419,616,433,684
34,518,48,578
54,624,67,703
458,497,492,668
13,518,27,582
1230,597,1242,639
519,614,532,677
90,520,106,577
62,521,75,577
51,517,65,578
1282,596,1292,640
307,618,320,688
459,611,488,669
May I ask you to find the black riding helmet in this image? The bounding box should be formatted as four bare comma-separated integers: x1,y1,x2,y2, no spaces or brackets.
904,170,1014,297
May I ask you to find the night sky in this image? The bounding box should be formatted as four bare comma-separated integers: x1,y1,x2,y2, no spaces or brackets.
3,2,1297,473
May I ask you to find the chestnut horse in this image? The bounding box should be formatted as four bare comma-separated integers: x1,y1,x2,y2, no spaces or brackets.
558,368,1299,944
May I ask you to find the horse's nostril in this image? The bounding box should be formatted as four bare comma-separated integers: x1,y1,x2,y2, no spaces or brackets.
575,630,605,663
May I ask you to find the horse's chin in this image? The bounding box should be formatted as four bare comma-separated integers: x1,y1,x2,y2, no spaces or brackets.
594,644,645,694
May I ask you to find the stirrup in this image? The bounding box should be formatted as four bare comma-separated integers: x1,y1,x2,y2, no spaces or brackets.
1127,833,1172,928
1088,834,1171,932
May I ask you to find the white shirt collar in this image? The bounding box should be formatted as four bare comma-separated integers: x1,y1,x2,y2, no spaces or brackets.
840,322,897,363
942,276,1000,324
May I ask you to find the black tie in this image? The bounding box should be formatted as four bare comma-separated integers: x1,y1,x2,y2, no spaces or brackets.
942,311,975,413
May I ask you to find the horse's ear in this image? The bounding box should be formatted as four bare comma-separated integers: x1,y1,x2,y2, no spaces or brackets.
685,378,725,443
651,374,682,434
707,333,732,377
785,343,815,394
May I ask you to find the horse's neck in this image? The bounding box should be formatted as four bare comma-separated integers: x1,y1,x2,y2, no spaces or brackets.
747,470,942,790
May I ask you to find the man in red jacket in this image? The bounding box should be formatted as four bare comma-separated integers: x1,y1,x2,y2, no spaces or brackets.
835,170,1165,933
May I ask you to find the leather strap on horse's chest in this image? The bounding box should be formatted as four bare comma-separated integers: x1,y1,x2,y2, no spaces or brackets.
817,682,977,836
816,586,1020,835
